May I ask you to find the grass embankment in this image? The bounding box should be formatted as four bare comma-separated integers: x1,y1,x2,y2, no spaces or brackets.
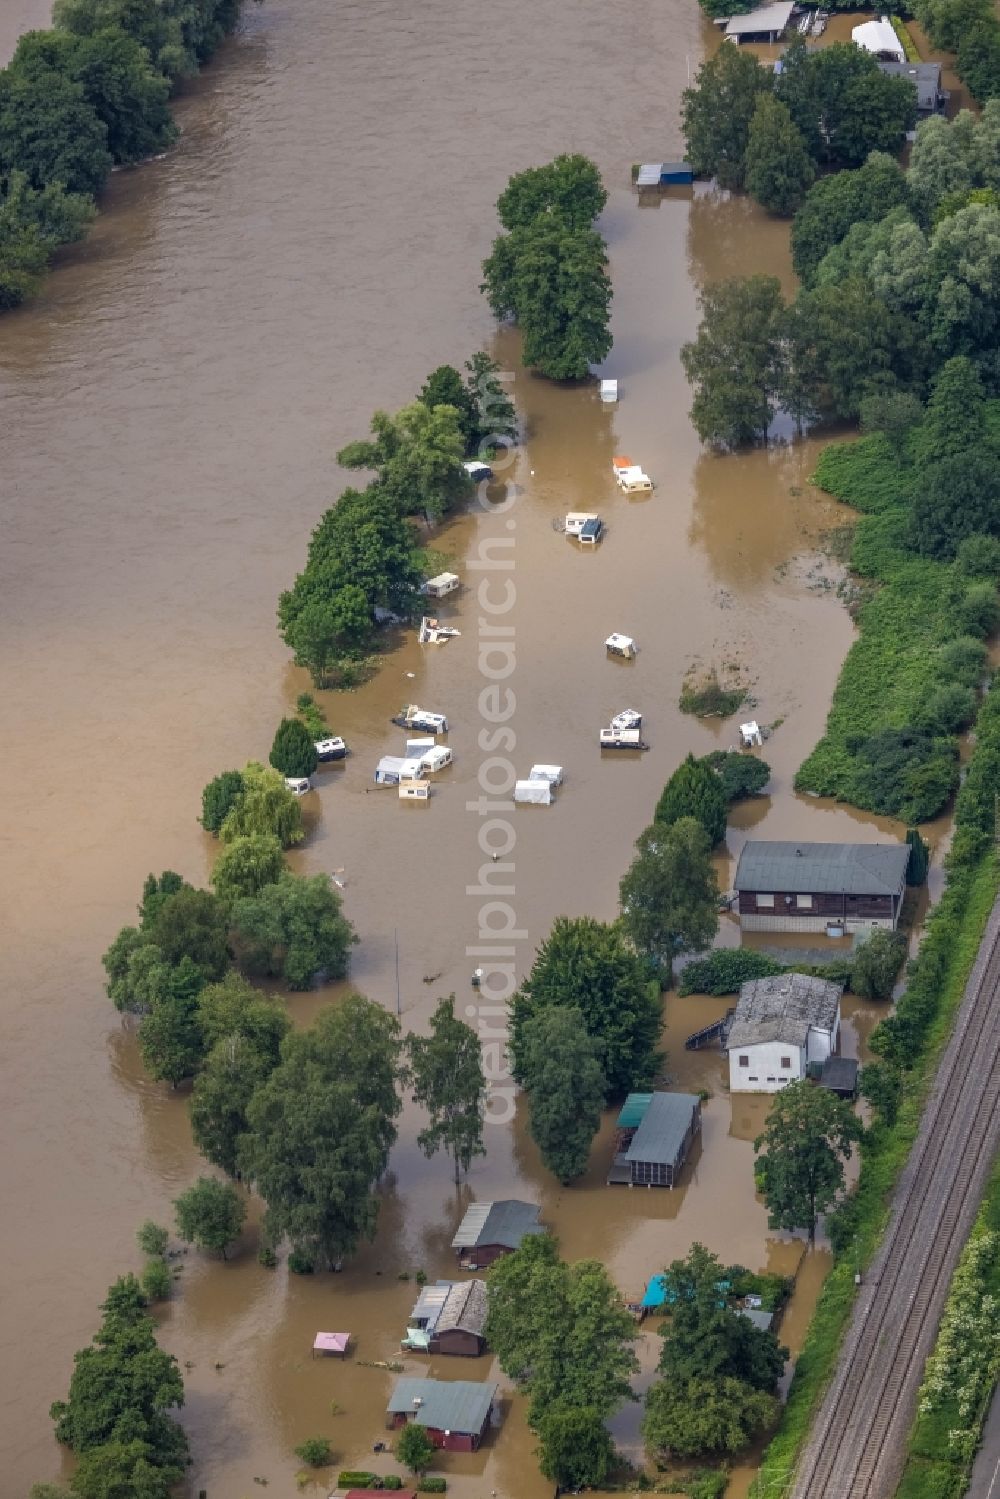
794,421,1000,821
890,14,922,62
896,1160,1000,1499
748,428,1000,1497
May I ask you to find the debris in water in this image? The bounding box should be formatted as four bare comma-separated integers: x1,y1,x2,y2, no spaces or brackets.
422,971,443,985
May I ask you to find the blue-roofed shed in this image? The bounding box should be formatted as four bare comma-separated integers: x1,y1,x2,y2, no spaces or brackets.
616,1092,654,1130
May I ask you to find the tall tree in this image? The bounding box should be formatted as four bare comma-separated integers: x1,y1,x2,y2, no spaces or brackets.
144,885,229,979
482,219,612,380
536,1405,617,1490
138,957,207,1086
911,453,1000,559
777,39,916,167
915,355,988,464
754,1080,861,1241
200,769,245,833
520,1007,606,1183
219,761,305,848
644,1375,778,1460
53,0,193,83
197,972,289,1061
681,275,787,449
465,350,517,448
745,94,815,216
268,716,318,779
485,1236,639,1426
238,998,402,1265
510,916,662,1096
619,817,719,972
791,152,910,285
681,45,774,190
655,753,729,845
210,833,286,902
190,1032,274,1176
496,153,607,232
0,54,111,197
230,871,356,990
174,1176,246,1258
418,363,478,449
785,277,903,423
337,404,469,521
407,994,486,1183
656,1244,787,1391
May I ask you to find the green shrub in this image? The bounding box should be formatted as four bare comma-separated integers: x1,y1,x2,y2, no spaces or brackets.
955,534,1000,578
678,949,784,996
201,769,245,834
258,1245,278,1269
915,683,977,736
288,1250,315,1275
382,1480,403,1492
337,1473,378,1488
956,581,1000,639
850,930,907,1001
136,1219,169,1257
295,1436,332,1467
296,692,328,739
140,1257,171,1301
906,828,930,886
679,672,746,718
269,717,319,779
937,636,987,688
702,750,771,800
417,1481,446,1495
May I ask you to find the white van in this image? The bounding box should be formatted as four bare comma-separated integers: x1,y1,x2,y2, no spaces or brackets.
565,513,604,545
284,776,312,796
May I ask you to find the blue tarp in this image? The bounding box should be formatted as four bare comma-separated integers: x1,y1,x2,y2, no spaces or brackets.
640,1275,731,1310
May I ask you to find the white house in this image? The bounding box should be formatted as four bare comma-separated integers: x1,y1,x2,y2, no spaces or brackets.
727,973,842,1094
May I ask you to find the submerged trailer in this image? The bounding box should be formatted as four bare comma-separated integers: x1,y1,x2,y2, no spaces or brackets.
514,779,553,805
314,736,348,761
391,705,449,733
528,764,563,786
375,756,427,786
600,727,649,751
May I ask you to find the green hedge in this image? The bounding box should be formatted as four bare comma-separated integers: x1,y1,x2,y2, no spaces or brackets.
677,948,854,997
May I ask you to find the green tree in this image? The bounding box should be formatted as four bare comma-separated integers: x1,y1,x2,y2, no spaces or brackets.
0,53,111,197
907,111,977,219
906,826,931,885
916,356,987,464
50,1279,188,1472
850,930,907,1001
681,275,787,448
200,769,244,833
702,751,771,801
925,202,1000,361
230,871,356,989
465,350,517,448
915,0,993,54
238,998,402,1265
294,1435,333,1467
496,154,606,232
619,818,719,972
419,363,478,448
145,885,229,979
174,1176,245,1258
190,1032,274,1176
102,928,166,1016
268,716,318,779
644,1375,778,1459
219,761,304,848
53,0,193,83
70,1438,183,1499
791,152,910,285
958,21,1000,105
655,753,728,845
138,870,186,927
139,957,207,1086
407,994,486,1183
482,219,612,380
197,972,289,1060
140,1258,171,1303
485,1236,639,1425
754,1079,861,1240
210,833,286,902
911,453,1000,559
520,1007,606,1183
136,1221,168,1257
745,94,814,215
396,1422,436,1475
777,40,916,168
0,169,94,306
337,404,469,522
510,916,662,1096
656,1244,787,1392
537,1405,617,1490
785,278,903,423
859,389,923,462
681,45,773,190
859,1058,904,1128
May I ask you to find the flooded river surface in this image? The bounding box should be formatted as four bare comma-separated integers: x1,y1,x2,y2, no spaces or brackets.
0,2,927,1494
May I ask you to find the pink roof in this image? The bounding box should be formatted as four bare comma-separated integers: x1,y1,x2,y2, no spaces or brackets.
313,1331,350,1353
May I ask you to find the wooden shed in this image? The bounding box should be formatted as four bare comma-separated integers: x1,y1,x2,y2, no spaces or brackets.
734,840,909,934
386,1377,499,1452
451,1200,543,1269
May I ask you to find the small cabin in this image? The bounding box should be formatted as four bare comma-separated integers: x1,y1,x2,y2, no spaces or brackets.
637,161,694,187
386,1377,499,1453
314,736,348,761
423,572,460,599
600,727,647,750
403,1280,488,1358
514,778,552,805
724,0,794,42
399,779,430,801
611,708,642,730
452,1199,543,1269
374,756,426,786
739,721,763,748
606,633,636,659
608,1091,701,1188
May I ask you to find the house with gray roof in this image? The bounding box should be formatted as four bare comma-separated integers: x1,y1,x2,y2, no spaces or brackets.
728,973,843,1094
608,1091,701,1187
733,840,909,934
402,1279,488,1357
386,1377,499,1452
451,1199,542,1268
877,60,947,112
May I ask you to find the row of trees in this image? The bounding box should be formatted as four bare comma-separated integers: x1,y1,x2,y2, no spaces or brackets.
1,0,248,308
481,154,613,379
683,104,1000,449
510,753,770,1183
682,41,917,217
916,0,1000,105
277,352,515,686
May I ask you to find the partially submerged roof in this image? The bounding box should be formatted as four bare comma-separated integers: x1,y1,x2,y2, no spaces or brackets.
624,1092,700,1166
411,1279,488,1338
725,1,794,36
734,840,909,897
852,17,904,59
728,972,843,1050
738,1307,774,1332
877,60,943,107
452,1199,542,1251
387,1377,497,1433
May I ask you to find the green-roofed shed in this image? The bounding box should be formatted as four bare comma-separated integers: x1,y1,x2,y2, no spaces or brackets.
616,1092,654,1130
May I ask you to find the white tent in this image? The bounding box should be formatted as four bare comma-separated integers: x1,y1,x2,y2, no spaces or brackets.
852,17,904,60
514,779,553,805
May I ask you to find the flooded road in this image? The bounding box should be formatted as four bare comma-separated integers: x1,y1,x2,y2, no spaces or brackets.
0,3,928,1495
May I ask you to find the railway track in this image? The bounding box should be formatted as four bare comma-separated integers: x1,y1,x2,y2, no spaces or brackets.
788,898,1000,1499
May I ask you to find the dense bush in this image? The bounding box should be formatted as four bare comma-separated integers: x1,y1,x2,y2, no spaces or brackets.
850,930,907,1001
655,754,729,846
703,751,771,801
295,1436,333,1467
677,949,784,996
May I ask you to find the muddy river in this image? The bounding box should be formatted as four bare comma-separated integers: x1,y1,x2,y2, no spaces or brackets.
0,3,944,1495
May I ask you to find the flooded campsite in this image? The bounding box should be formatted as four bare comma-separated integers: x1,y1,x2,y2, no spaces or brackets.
0,0,957,1495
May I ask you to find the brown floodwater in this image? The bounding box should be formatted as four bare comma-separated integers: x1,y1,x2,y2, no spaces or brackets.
0,3,948,1496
